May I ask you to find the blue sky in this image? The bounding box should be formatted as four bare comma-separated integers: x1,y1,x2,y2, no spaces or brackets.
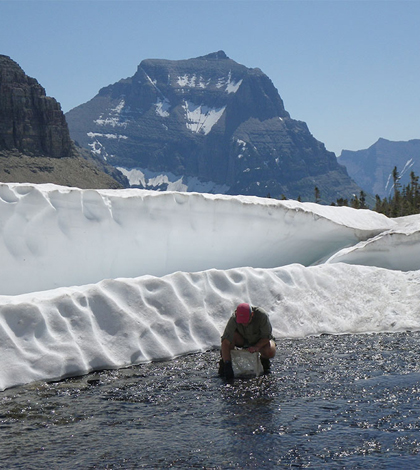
1,0,419,156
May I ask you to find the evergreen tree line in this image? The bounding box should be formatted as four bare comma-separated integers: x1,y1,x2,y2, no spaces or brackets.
332,166,420,217
373,167,420,217
268,166,420,218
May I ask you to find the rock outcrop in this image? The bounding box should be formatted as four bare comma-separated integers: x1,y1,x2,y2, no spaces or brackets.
0,55,127,189
0,54,74,158
66,51,361,202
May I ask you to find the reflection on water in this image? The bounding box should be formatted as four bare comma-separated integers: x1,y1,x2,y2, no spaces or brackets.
1,332,420,468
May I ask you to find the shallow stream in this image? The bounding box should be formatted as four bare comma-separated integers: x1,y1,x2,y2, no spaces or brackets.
2,332,420,468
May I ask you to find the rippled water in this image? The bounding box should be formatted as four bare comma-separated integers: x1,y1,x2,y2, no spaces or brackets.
2,332,420,469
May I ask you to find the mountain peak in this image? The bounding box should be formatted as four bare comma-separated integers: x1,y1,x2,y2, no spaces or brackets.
66,52,361,202
197,51,229,60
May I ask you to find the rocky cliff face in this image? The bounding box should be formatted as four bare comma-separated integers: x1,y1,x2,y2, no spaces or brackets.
338,138,420,198
66,51,361,202
0,55,127,189
0,55,74,158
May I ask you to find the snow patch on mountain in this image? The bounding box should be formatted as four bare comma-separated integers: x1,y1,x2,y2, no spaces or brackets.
112,100,125,114
94,117,126,128
176,72,241,93
217,71,243,93
177,74,197,87
87,132,128,140
236,139,247,158
182,101,226,135
88,140,104,155
155,98,171,117
176,74,213,89
400,158,415,178
94,99,127,128
116,167,230,194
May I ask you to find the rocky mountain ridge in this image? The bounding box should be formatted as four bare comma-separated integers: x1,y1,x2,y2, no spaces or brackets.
338,138,420,198
0,54,74,159
0,55,126,189
66,51,362,202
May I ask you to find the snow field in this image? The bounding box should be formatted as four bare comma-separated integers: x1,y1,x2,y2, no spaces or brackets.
1,182,420,390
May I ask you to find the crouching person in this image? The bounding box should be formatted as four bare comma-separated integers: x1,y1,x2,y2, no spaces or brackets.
219,303,276,380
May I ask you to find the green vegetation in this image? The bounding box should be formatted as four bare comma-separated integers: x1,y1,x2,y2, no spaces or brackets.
373,167,420,217
271,165,420,218
330,166,420,217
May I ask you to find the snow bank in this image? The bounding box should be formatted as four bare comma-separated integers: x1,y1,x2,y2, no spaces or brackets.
0,183,395,296
1,264,420,391
1,182,420,390
326,214,420,271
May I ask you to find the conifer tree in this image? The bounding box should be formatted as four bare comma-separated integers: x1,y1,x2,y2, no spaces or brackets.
314,186,320,203
359,191,367,209
373,167,420,217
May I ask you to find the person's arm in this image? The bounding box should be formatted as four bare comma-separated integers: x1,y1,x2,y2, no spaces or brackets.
221,316,236,344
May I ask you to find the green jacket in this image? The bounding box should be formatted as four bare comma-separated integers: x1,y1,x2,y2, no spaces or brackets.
221,306,274,346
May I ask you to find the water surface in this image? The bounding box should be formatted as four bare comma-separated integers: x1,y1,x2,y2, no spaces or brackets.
1,332,420,468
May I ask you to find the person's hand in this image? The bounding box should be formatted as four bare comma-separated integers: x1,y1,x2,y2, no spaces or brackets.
248,346,259,353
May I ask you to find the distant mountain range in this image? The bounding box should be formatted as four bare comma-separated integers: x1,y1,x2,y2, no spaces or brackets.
0,55,126,189
7,51,413,204
66,51,361,202
338,138,420,198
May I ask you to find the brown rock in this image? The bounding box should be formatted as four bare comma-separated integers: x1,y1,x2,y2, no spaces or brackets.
0,55,74,158
0,55,127,189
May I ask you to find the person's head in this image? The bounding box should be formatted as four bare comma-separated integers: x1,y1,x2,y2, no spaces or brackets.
235,303,252,324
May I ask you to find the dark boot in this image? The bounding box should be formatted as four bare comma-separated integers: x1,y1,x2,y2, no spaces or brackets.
224,361,234,380
218,358,224,377
261,357,271,374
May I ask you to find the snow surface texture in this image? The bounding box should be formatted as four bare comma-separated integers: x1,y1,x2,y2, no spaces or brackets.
1,183,420,390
